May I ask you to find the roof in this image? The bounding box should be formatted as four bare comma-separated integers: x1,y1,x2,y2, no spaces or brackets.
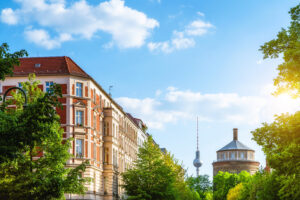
13,56,90,78
218,140,253,151
126,113,139,127
10,56,127,122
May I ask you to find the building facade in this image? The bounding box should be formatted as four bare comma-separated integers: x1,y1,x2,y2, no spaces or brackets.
0,56,148,200
212,128,260,176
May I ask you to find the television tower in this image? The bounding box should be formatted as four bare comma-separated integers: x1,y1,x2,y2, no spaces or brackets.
193,117,203,177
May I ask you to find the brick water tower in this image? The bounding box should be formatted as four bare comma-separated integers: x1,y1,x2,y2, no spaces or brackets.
212,128,260,176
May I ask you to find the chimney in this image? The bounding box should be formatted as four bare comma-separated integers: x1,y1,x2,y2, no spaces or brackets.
233,128,238,140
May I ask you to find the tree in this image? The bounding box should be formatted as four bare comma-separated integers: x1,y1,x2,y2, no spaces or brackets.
213,171,251,200
252,112,300,200
122,136,198,200
227,183,243,200
0,43,27,81
253,4,300,199
163,152,199,200
0,74,89,199
122,136,176,200
237,170,281,200
260,4,300,97
187,175,212,200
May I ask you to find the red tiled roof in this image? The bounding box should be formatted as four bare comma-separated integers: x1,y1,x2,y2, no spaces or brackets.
126,113,139,126
12,56,90,78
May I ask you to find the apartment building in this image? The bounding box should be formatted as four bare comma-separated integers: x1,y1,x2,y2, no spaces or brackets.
0,56,148,200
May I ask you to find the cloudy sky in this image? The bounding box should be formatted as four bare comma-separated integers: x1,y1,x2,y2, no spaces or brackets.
1,0,299,177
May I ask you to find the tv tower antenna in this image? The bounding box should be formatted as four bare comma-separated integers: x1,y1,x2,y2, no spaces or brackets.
193,117,203,177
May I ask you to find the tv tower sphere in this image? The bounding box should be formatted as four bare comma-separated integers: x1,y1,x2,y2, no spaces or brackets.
193,151,203,168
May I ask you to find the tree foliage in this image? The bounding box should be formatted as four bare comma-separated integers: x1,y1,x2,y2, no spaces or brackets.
252,112,300,199
0,43,27,81
0,74,89,200
187,175,212,200
213,171,251,200
260,4,300,97
122,136,198,200
227,183,243,200
240,171,281,200
252,4,300,199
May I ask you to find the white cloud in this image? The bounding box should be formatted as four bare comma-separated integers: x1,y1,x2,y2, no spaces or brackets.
185,20,213,36
1,0,159,49
116,86,300,130
148,31,195,53
116,97,190,129
148,17,213,53
1,8,18,25
24,28,72,49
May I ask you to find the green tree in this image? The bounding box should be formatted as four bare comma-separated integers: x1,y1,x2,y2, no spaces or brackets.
239,171,281,200
252,112,300,199
187,175,212,199
0,75,89,199
213,172,238,200
0,43,27,81
253,4,300,199
213,171,251,200
163,152,198,200
122,136,198,200
260,4,300,97
227,183,243,200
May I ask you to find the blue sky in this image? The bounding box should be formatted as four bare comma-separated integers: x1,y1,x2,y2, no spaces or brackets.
1,0,300,177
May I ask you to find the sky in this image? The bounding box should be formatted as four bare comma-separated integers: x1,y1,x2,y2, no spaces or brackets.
1,0,300,177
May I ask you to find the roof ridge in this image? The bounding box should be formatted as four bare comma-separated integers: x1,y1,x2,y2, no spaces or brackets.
20,56,66,59
64,56,71,74
64,56,90,78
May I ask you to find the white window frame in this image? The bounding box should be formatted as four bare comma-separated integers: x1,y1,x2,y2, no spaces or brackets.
45,81,54,92
75,110,84,126
76,139,84,158
76,82,83,97
93,89,96,103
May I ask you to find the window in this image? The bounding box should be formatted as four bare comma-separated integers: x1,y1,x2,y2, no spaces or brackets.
0,82,2,93
45,81,53,92
100,95,102,108
76,139,83,158
94,143,97,160
93,89,96,103
240,152,245,159
231,152,235,160
94,115,97,130
76,82,83,97
76,110,84,126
